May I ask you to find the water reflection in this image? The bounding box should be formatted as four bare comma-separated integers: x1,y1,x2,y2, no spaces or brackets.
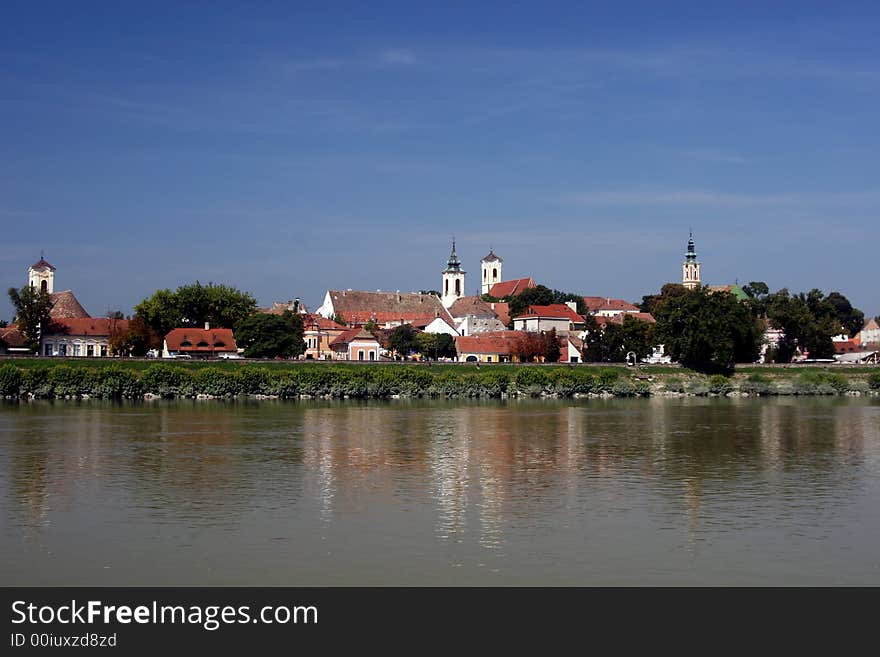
1,397,878,585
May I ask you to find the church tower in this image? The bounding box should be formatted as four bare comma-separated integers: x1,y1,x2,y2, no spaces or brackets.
28,253,56,294
480,249,502,296
441,239,466,308
682,231,701,289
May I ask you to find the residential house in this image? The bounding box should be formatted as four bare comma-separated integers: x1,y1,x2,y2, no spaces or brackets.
447,296,506,335
591,298,641,317
454,331,523,363
0,326,29,355
330,328,381,361
316,289,455,329
302,314,347,360
40,317,128,357
860,318,880,347
560,335,584,363
512,303,585,334
163,325,237,359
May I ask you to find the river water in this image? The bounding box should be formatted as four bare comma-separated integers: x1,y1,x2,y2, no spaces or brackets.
1,397,878,585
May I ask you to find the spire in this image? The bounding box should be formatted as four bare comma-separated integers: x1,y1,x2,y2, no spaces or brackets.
445,237,462,272
685,230,698,261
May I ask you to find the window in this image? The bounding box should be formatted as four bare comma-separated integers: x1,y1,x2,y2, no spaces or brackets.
58,344,67,356
487,356,492,362
87,345,94,357
455,279,461,295
493,268,497,279
100,346,107,357
40,280,47,293
444,280,448,295
214,341,225,348
44,343,53,356
369,351,375,361
197,341,209,347
357,349,365,361
483,270,486,279
181,341,192,347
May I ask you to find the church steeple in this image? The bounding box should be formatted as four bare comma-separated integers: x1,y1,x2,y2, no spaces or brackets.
480,247,502,295
682,230,701,289
441,238,466,308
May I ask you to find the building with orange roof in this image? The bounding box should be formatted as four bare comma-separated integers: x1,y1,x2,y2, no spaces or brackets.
330,328,381,361
41,317,129,357
512,303,585,334
488,277,536,298
162,325,237,359
454,330,523,363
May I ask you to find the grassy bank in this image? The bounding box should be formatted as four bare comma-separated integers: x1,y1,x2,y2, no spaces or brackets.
0,359,878,400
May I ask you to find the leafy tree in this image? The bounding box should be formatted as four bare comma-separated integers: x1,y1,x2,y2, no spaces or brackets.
640,283,689,314
766,289,839,361
419,290,442,297
742,281,769,299
512,332,545,362
135,282,257,337
415,332,456,360
580,315,654,362
388,324,419,358
0,320,9,328
106,310,125,320
825,291,864,337
333,312,347,327
542,328,560,363
653,287,762,373
435,333,456,359
363,319,377,335
504,285,588,318
621,315,655,360
234,311,305,359
8,285,53,352
109,314,161,357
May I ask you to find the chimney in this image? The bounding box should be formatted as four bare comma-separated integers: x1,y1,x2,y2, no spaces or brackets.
565,301,577,312
204,321,210,330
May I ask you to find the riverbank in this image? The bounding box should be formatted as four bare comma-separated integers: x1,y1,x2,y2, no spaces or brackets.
0,360,878,400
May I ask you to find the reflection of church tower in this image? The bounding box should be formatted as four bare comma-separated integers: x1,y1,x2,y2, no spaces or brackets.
682,232,701,289
441,239,466,308
28,254,56,294
480,249,502,295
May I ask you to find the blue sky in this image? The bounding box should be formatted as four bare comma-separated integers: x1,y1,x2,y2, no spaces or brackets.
2,1,878,319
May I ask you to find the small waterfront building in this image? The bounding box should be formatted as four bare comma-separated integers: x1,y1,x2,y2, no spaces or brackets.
40,317,128,357
448,296,506,335
454,331,523,363
303,314,347,360
0,326,30,355
330,328,381,361
163,325,238,359
512,303,585,335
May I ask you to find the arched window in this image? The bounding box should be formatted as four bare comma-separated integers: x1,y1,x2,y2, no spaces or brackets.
40,280,47,293
197,341,209,347
455,279,461,295
445,280,448,295
181,341,192,347
483,269,486,279
214,341,225,347
357,349,365,361
493,268,497,279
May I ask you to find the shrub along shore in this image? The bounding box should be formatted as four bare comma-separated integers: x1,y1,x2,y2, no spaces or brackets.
0,360,878,400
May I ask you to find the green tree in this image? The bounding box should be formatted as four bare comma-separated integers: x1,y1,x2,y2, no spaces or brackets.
388,324,419,359
135,282,257,338
235,312,305,359
333,312,347,327
542,328,560,363
110,314,161,358
621,314,655,360
766,289,839,361
0,319,10,328
640,283,689,314
654,287,762,373
8,285,53,352
825,291,864,338
512,332,545,362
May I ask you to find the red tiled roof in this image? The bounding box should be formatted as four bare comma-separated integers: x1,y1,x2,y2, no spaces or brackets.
582,296,608,312
31,257,56,271
337,311,449,326
596,298,640,313
448,295,497,318
410,316,458,331
44,317,128,337
455,330,522,355
592,312,655,328
330,328,380,347
0,326,27,348
164,328,237,353
834,339,860,354
863,319,879,331
325,290,452,324
514,304,583,322
490,302,511,326
488,278,536,298
302,314,346,331
49,290,90,318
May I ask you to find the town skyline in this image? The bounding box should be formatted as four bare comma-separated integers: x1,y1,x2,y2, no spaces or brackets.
2,2,878,319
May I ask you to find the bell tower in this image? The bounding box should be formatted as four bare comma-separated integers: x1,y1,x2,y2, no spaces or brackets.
441,239,466,308
682,231,701,289
480,248,502,296
28,252,56,294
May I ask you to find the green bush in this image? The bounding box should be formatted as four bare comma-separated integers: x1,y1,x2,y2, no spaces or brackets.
686,382,710,396
867,372,880,390
0,364,22,396
597,369,619,391
92,366,143,399
515,368,548,396
194,367,240,397
708,375,734,395
141,364,194,398
798,371,848,394
21,366,52,397
47,366,87,397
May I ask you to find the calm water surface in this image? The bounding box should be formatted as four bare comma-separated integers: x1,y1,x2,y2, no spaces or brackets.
1,397,878,585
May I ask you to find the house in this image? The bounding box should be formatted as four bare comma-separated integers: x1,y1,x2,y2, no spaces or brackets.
591,298,641,317
260,299,309,315
488,277,536,298
302,314,347,360
411,315,459,336
316,289,455,329
163,325,237,359
447,296,506,335
40,317,128,357
330,328,381,361
0,326,30,355
560,336,583,363
454,331,523,363
512,303,585,334
859,318,880,347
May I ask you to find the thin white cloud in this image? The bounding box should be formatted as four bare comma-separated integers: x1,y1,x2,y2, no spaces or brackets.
379,49,417,66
